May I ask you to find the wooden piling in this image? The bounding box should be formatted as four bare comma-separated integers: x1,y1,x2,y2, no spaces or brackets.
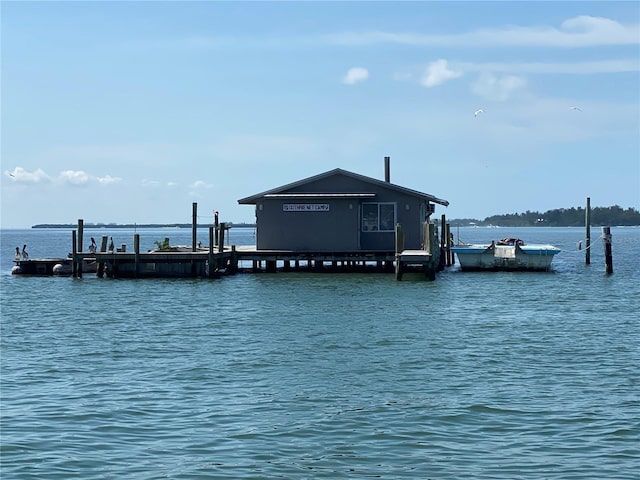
444,222,452,266
192,202,197,252
208,226,215,277
395,223,404,280
214,211,219,246
77,219,84,277
229,245,237,273
395,223,404,254
448,230,455,265
134,234,140,277
440,214,446,269
218,222,226,253
97,235,108,278
423,222,431,255
585,197,591,265
602,226,613,274
72,230,78,278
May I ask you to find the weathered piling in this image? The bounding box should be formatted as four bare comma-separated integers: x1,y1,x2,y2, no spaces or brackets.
395,223,404,254
218,222,226,253
134,234,140,277
192,202,197,253
585,197,591,265
97,235,108,278
214,210,219,246
77,219,84,278
444,222,452,266
395,223,404,280
602,226,613,274
439,214,446,270
208,226,215,277
423,221,432,255
72,230,78,277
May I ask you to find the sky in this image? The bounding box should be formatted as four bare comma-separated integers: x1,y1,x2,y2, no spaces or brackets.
1,1,639,228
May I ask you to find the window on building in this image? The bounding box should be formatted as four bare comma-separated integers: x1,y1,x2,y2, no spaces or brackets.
362,203,396,232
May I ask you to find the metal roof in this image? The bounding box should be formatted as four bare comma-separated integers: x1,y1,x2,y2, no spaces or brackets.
238,168,449,206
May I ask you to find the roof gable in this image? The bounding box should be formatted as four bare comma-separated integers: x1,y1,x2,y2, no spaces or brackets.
238,168,449,206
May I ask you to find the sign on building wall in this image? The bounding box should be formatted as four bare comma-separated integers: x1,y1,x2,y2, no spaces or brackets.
283,204,330,212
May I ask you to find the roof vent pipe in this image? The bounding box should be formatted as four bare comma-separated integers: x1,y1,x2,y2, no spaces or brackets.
384,156,390,182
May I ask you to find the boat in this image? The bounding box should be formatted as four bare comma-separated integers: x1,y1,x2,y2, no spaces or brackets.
451,237,560,272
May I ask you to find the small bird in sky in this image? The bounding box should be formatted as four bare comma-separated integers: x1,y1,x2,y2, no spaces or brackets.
474,109,485,117
569,106,582,111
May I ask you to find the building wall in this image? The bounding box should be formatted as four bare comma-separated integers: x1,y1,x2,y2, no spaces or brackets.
256,198,360,251
253,175,433,251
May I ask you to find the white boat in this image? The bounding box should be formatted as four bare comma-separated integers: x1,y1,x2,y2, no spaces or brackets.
451,238,560,272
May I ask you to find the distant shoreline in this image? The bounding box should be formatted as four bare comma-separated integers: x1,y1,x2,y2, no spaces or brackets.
28,206,640,229
31,223,257,229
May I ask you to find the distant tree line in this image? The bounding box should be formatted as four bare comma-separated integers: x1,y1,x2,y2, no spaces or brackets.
450,205,640,227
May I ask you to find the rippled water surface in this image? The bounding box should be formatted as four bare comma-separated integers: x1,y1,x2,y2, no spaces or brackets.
1,227,639,479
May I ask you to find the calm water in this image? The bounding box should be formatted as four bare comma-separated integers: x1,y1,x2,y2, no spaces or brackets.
1,227,639,479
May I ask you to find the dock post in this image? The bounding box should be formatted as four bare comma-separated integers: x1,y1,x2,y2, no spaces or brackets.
602,226,613,274
449,230,455,265
439,214,447,269
72,230,78,278
214,210,219,246
192,202,197,252
97,235,108,278
395,223,404,254
134,234,140,278
77,219,83,277
585,197,591,265
422,222,431,255
208,226,215,277
229,245,237,273
395,223,404,281
218,222,226,253
444,222,452,266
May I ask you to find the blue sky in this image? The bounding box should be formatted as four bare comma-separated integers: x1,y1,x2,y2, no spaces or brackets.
2,1,639,228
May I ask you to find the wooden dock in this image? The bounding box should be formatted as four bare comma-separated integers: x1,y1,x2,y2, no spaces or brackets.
13,207,455,280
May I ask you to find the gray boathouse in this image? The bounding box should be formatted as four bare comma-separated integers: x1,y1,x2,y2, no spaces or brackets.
238,158,449,252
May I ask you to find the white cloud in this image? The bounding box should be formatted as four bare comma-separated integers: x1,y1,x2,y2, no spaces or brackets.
96,175,122,185
324,16,639,48
420,59,463,87
471,72,528,101
58,170,90,185
5,167,124,187
191,180,212,189
5,167,51,183
343,67,369,85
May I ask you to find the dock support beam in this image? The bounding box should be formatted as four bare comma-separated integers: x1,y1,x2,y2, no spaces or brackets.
395,223,404,280
77,219,83,277
439,214,446,270
134,234,140,277
192,202,197,252
602,226,613,274
585,197,591,265
208,226,215,277
97,236,108,278
218,222,226,253
72,230,78,278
